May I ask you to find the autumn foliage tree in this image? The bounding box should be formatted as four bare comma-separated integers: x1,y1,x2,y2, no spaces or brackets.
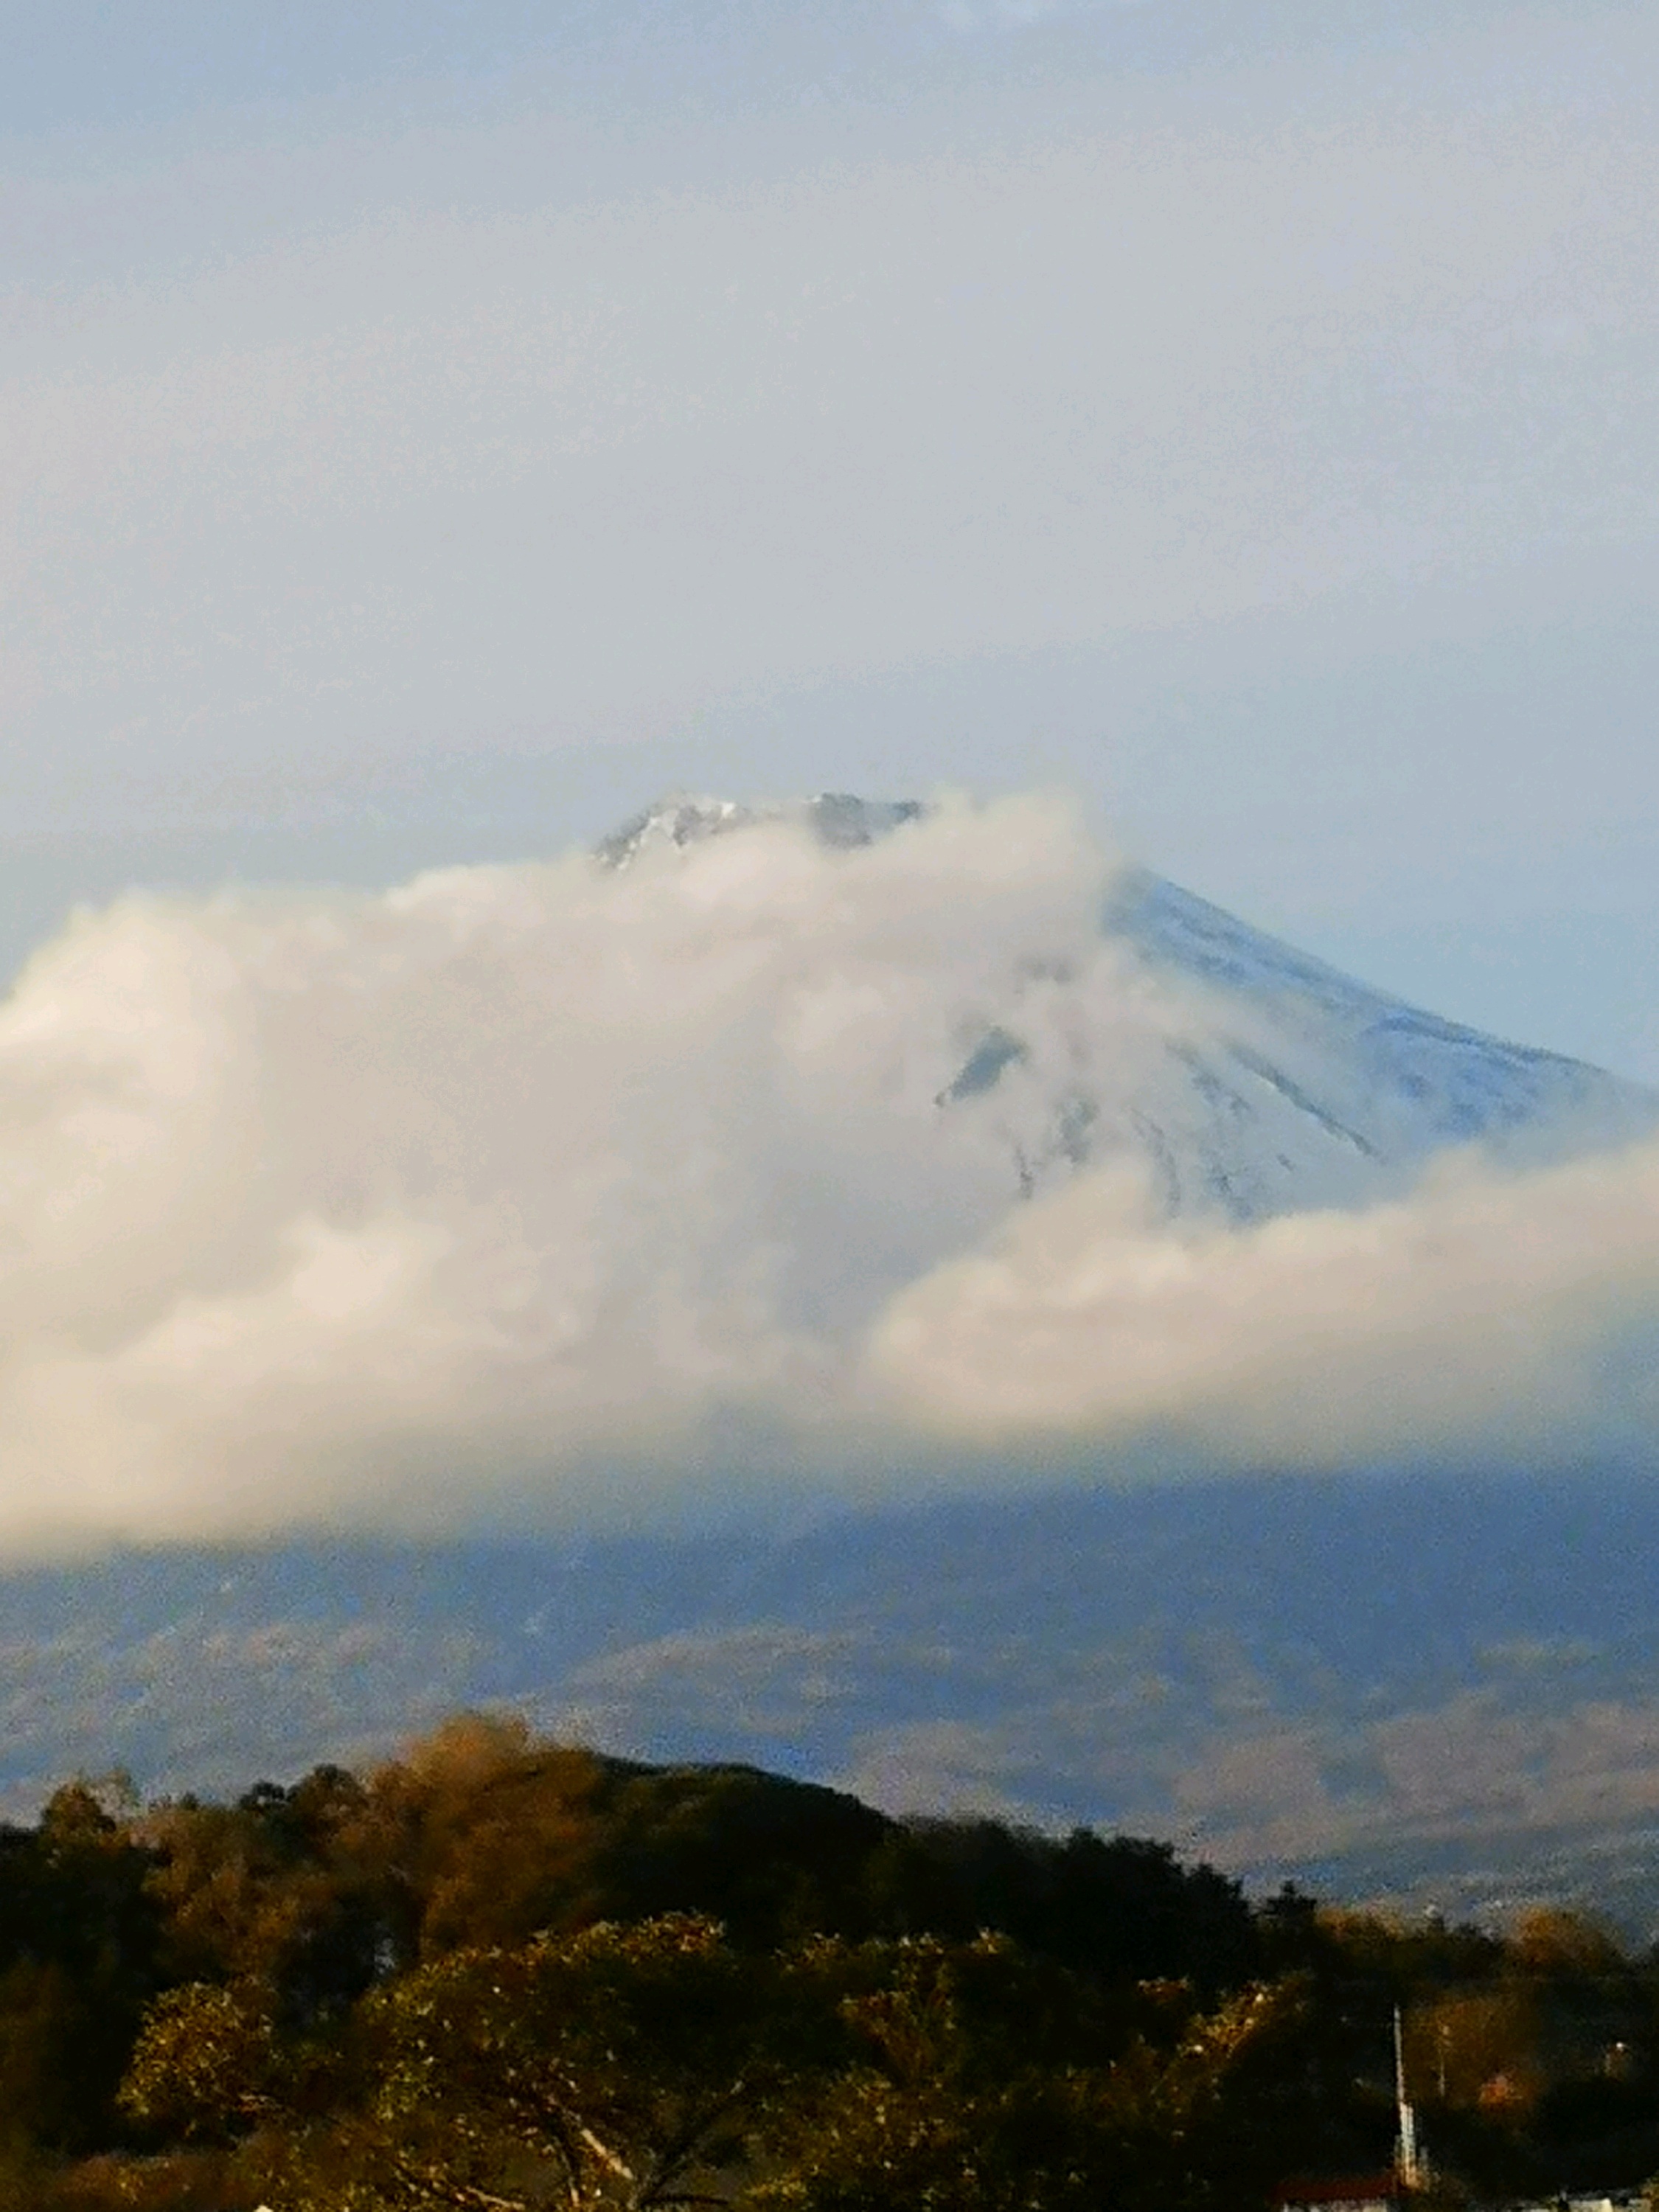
0,1718,1654,2208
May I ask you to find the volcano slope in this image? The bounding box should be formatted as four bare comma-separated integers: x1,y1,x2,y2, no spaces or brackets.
12,1475,1659,1930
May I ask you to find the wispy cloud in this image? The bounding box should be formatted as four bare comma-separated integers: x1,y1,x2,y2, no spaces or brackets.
932,1,1139,30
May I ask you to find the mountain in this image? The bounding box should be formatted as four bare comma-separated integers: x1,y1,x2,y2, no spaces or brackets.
13,1475,1659,1934
599,793,1658,1222
3,798,1658,1929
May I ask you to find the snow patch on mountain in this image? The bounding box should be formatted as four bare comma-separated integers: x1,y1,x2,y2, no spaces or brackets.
0,782,1649,1550
604,793,1659,1224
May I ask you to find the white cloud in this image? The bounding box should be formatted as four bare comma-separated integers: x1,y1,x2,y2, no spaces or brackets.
0,795,1107,1543
869,1138,1659,1469
0,791,1656,1552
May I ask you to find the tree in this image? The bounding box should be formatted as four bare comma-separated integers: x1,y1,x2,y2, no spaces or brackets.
759,1933,1305,2212
0,1784,163,2152
142,1763,394,2029
154,1913,823,2211
119,1983,282,2143
358,1717,605,1962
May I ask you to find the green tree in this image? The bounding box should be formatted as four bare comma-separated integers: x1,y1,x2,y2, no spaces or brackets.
761,1934,1303,2212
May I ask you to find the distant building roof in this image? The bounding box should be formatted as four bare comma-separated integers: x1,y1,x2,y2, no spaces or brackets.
1275,2178,1399,2212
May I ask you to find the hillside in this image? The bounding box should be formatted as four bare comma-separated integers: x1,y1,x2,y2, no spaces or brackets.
10,1474,1659,1932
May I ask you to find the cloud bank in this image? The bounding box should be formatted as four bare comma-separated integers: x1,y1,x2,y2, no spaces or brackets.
0,791,1655,1551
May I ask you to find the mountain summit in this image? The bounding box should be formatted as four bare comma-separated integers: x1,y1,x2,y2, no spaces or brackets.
597,790,924,863
599,793,1658,1223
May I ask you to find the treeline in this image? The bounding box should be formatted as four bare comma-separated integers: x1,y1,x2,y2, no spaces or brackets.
0,1714,1657,2208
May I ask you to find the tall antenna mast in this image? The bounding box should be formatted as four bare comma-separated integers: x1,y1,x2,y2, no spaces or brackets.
1394,2004,1425,2192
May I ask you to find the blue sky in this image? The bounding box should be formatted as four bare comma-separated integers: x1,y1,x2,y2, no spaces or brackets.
5,0,1658,1074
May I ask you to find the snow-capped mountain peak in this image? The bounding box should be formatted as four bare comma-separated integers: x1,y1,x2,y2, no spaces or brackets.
597,791,923,867
599,794,1658,1223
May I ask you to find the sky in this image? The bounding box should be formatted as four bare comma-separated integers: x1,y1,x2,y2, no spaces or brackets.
3,2,1659,1548
4,0,1658,1074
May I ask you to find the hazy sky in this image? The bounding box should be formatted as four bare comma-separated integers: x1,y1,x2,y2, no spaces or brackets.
4,0,1657,1077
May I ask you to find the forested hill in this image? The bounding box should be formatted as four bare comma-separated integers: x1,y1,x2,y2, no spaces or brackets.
4,1714,1659,2211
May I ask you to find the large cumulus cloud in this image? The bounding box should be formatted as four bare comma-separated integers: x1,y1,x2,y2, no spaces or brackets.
0,790,1654,1551
871,1138,1659,1469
